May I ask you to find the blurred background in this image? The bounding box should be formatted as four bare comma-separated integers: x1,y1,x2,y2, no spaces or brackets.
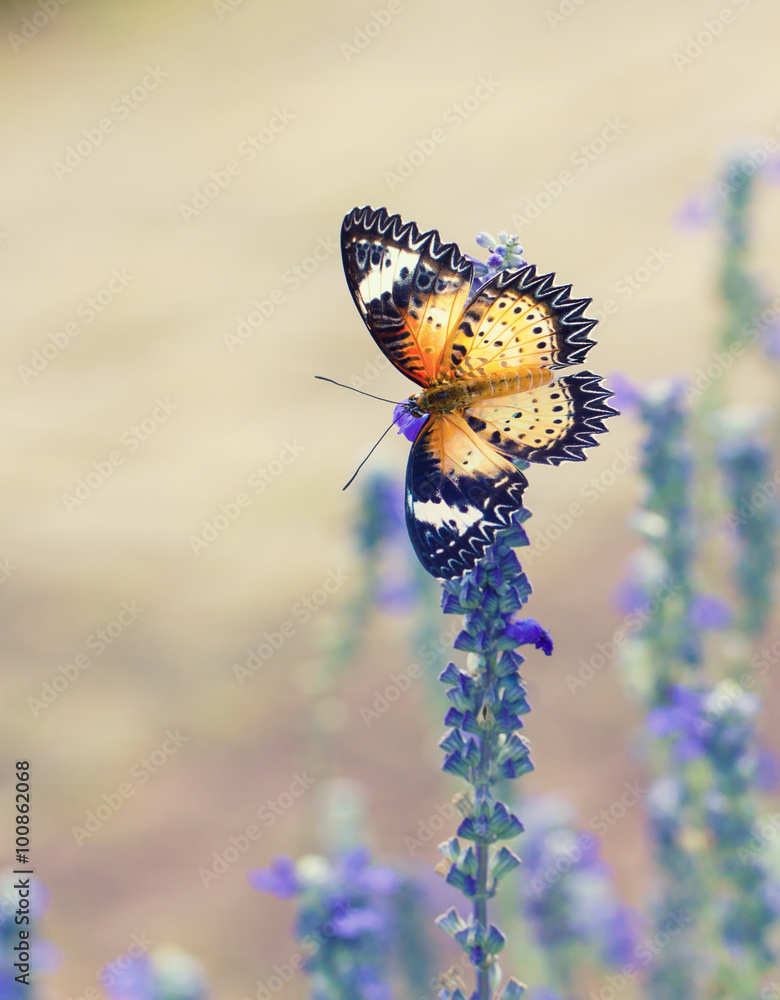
2,0,779,996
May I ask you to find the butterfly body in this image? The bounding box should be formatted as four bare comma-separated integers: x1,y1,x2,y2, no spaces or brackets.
410,366,554,416
340,206,618,579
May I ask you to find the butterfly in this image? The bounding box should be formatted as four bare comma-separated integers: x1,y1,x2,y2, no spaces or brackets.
340,206,617,580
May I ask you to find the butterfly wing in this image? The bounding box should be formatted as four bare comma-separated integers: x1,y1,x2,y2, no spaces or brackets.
405,412,529,579
462,370,617,465
342,206,474,388
440,265,596,378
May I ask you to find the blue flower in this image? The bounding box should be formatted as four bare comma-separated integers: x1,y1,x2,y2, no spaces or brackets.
504,617,553,655
673,190,720,231
645,685,709,760
393,401,427,443
102,947,207,1000
249,855,301,899
689,594,733,630
338,846,399,896
475,230,525,271
102,954,155,1000
606,372,641,413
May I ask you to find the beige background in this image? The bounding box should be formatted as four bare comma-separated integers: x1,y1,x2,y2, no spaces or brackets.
2,0,780,996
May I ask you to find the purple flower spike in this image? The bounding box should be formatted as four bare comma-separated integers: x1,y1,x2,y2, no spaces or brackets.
248,855,301,899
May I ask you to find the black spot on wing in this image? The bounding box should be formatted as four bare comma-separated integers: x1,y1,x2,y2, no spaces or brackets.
520,372,619,465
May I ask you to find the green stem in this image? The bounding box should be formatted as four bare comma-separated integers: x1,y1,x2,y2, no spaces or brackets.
474,651,496,1000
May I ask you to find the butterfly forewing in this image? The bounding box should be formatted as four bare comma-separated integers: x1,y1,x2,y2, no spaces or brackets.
440,266,596,379
341,206,474,387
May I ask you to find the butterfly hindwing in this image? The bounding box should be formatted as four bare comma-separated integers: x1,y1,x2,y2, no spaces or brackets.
462,371,618,465
441,265,596,378
405,413,529,579
341,206,474,387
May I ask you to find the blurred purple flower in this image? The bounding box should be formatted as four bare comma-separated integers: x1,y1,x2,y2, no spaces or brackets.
762,157,780,184
674,191,720,231
339,846,399,895
249,855,300,899
689,594,733,630
606,372,640,413
755,747,780,791
393,401,427,443
600,903,640,966
332,907,384,937
646,685,710,760
612,578,648,615
102,955,155,1000
761,318,780,360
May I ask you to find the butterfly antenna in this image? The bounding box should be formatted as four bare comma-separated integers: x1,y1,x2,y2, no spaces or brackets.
342,412,406,491
315,375,401,406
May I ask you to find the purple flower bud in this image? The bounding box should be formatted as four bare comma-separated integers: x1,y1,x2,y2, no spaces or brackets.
248,856,300,899
393,401,427,442
689,594,732,630
505,617,553,655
